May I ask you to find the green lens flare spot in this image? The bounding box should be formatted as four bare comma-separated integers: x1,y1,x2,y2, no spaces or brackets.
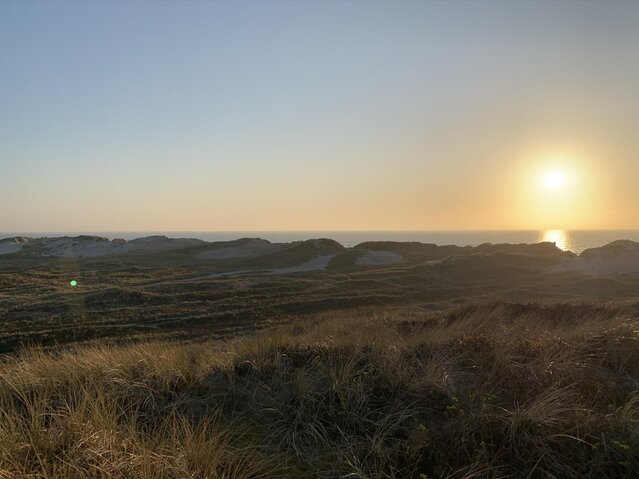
69,280,78,287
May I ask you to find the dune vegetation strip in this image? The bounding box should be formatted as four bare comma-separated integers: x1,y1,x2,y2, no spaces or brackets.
1,302,638,478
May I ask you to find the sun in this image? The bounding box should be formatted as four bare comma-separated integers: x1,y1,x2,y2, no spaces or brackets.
543,171,566,190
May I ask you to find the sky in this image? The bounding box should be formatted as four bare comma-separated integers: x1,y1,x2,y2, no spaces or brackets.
1,0,638,232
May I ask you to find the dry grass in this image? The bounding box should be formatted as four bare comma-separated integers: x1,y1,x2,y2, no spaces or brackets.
1,301,639,478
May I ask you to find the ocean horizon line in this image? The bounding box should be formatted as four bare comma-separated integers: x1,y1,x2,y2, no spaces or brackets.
3,228,639,234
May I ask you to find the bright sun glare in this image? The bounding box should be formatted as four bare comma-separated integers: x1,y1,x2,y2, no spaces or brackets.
543,171,566,190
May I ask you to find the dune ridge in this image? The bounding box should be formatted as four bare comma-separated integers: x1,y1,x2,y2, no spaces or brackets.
2,235,639,275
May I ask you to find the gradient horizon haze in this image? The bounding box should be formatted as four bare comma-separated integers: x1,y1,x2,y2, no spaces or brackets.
1,1,638,232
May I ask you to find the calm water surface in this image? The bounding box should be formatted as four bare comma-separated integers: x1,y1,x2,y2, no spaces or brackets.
3,230,639,254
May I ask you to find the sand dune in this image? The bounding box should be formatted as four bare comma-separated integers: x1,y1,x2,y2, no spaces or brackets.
555,239,639,274
2,235,639,276
0,243,22,255
0,237,30,255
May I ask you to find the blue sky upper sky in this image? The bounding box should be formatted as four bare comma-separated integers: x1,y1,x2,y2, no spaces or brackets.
1,0,638,231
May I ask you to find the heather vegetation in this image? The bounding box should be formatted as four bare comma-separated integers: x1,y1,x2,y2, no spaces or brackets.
1,301,638,478
4,239,639,353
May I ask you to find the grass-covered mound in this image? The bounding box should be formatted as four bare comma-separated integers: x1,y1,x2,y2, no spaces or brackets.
1,302,638,478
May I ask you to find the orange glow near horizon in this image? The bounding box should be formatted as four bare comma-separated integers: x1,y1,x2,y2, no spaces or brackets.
0,142,630,232
503,147,614,231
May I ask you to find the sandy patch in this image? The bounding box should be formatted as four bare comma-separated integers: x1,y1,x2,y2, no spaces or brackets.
40,236,203,258
0,243,22,255
555,253,639,274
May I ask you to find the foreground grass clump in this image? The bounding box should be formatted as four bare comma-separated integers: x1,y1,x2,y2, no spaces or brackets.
1,302,639,478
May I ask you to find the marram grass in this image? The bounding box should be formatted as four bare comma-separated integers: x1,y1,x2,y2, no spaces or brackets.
1,302,638,478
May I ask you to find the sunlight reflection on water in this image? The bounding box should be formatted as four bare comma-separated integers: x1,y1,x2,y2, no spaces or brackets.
540,229,573,251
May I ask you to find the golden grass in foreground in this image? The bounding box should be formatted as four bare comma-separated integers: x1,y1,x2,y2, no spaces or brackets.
1,302,638,478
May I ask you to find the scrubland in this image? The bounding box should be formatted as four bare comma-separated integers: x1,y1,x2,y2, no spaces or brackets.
1,301,638,478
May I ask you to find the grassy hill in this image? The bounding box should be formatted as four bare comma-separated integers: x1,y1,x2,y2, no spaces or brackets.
1,301,638,478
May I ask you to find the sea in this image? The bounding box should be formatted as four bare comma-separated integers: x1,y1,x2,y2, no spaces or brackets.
2,230,639,254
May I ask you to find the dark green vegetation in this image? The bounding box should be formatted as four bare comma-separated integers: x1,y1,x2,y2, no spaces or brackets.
1,303,639,478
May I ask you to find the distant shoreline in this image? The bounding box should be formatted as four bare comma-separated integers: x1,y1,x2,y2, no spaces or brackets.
2,230,639,253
